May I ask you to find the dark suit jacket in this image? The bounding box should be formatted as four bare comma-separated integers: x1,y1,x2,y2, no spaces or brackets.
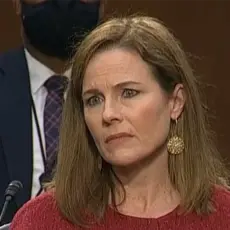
0,48,33,224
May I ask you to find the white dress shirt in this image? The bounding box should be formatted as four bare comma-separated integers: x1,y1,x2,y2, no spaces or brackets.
24,49,71,198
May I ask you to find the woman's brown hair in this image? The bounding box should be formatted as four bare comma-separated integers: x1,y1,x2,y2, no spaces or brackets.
51,16,229,226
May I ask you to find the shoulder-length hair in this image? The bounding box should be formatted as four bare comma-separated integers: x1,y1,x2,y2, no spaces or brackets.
51,16,229,226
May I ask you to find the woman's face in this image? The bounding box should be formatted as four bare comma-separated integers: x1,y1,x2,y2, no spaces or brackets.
82,48,185,166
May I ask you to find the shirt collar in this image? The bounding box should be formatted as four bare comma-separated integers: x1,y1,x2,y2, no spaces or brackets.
24,49,72,94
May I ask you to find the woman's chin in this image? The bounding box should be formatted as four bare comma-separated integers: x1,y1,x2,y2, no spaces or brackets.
103,152,145,168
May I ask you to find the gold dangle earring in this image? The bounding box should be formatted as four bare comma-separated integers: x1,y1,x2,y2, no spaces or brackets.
167,119,184,155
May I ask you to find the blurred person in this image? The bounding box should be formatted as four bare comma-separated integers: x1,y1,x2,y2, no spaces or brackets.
11,16,230,229
0,0,103,224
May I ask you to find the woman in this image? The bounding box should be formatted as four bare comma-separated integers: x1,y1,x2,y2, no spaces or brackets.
10,16,230,229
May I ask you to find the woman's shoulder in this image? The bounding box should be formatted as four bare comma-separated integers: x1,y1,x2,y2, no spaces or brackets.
10,191,67,230
213,185,230,212
16,191,57,215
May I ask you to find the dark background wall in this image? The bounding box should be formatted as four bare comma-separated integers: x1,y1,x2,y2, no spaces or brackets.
1,0,230,164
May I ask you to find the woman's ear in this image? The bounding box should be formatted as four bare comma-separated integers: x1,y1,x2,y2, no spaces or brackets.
169,84,186,120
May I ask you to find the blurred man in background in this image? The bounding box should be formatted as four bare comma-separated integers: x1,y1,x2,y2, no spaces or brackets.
0,0,103,224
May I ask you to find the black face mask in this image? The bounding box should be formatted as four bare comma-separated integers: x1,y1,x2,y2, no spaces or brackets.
21,0,100,60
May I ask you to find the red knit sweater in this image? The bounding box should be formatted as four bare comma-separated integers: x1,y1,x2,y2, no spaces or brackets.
10,187,230,230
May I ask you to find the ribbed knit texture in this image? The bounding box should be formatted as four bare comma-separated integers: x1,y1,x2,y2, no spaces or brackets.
10,187,230,229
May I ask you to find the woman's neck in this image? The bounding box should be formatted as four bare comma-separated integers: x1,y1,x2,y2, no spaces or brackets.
112,149,180,218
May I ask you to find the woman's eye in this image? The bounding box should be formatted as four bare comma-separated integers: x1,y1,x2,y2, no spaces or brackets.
85,96,102,107
122,88,139,98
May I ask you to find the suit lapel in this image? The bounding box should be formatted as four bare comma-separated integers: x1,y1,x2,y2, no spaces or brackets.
0,48,33,207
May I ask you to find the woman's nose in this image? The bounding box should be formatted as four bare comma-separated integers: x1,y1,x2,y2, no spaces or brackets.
102,100,123,125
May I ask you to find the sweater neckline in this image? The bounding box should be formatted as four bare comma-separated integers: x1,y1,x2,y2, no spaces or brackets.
107,204,180,222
